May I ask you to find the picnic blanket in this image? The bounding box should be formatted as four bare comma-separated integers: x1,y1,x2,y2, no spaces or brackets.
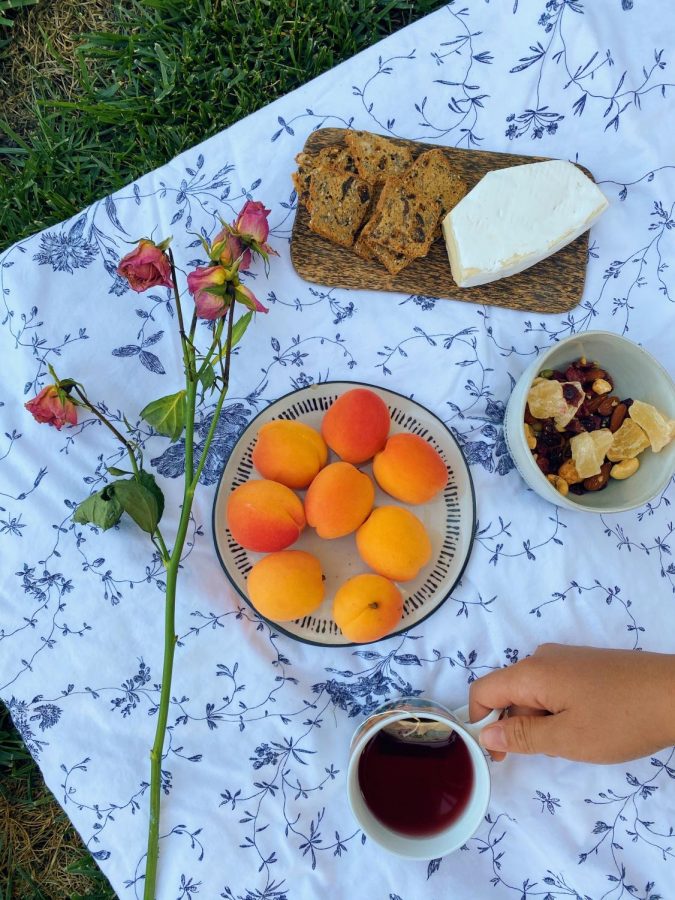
1,1,674,897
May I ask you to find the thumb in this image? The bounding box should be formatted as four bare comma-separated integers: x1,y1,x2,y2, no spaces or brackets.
479,713,563,757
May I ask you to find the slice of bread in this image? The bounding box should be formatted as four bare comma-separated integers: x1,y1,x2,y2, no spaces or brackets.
293,147,358,209
345,130,414,184
360,175,442,260
405,149,467,213
365,238,412,274
308,170,373,249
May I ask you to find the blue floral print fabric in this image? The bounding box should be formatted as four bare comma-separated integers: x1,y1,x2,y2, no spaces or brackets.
1,2,674,898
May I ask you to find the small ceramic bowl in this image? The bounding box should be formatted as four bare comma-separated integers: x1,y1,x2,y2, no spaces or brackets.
504,331,675,513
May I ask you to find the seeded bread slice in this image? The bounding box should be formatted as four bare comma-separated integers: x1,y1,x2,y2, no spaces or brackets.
353,228,411,274
353,231,376,261
365,238,412,275
308,170,372,249
345,130,414,185
293,147,358,209
360,149,466,258
352,182,385,260
360,176,442,261
405,149,467,214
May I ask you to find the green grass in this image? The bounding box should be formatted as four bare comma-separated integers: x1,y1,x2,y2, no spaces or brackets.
0,0,447,252
0,0,447,893
1,703,117,897
0,0,39,32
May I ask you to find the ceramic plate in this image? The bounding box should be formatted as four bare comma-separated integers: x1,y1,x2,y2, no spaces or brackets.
212,381,476,646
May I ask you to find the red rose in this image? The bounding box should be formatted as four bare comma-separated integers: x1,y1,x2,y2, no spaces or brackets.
117,240,173,293
187,265,229,320
234,201,271,244
211,228,252,272
25,385,77,430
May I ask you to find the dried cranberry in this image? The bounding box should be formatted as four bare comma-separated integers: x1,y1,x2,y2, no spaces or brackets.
549,451,564,471
535,456,550,475
569,483,585,495
565,365,584,383
562,383,582,404
539,424,563,449
565,418,585,434
551,371,567,383
579,415,602,431
623,398,633,408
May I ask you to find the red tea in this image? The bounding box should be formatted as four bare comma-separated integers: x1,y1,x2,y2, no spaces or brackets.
357,727,474,837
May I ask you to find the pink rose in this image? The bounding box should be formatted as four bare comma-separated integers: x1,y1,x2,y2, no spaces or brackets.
211,227,252,271
234,282,268,314
25,385,77,430
234,201,271,244
117,240,173,293
187,265,229,320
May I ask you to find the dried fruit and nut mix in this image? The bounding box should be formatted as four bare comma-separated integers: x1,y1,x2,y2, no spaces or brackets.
524,357,675,496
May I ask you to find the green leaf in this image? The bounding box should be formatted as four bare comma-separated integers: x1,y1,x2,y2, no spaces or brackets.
137,470,165,523
200,363,216,392
72,487,123,531
140,390,186,441
112,476,162,534
230,311,252,349
210,311,253,370
106,466,131,476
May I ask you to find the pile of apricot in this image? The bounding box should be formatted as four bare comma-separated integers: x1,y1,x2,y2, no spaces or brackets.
225,388,449,643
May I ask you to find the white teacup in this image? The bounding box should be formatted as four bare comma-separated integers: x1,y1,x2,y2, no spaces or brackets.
347,697,500,859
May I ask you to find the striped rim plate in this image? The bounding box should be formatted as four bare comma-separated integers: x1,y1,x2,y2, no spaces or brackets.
212,381,476,646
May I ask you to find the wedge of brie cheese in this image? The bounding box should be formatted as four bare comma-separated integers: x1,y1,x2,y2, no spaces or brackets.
442,160,608,288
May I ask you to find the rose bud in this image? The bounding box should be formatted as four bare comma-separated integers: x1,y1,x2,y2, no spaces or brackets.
187,265,230,320
25,385,78,430
210,227,252,272
234,200,272,244
117,239,173,293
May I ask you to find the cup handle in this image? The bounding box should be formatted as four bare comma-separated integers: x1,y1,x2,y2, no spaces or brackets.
453,703,501,741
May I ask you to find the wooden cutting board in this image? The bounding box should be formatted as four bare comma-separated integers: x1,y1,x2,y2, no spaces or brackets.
289,128,595,314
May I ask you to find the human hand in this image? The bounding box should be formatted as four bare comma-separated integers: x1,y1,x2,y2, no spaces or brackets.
469,643,675,764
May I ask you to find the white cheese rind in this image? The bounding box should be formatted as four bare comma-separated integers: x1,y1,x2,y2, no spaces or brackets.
442,160,609,288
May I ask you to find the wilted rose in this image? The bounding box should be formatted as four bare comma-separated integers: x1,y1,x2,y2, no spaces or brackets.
117,239,173,293
234,201,271,244
25,385,77,430
210,227,252,272
187,265,229,320
187,264,268,319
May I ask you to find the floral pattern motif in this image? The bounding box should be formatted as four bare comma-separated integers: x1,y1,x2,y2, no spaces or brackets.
1,2,674,899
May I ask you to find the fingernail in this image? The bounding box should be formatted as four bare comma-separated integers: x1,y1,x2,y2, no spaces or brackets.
480,724,507,752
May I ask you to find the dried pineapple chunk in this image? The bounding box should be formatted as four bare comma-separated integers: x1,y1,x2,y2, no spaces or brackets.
607,419,650,462
527,379,583,428
570,429,614,479
628,400,673,453
527,379,565,418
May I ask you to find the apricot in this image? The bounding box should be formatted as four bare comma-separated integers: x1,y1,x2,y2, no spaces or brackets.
373,433,448,504
305,462,375,539
247,550,324,622
333,574,404,643
321,388,390,464
226,479,305,552
356,506,432,582
252,419,328,489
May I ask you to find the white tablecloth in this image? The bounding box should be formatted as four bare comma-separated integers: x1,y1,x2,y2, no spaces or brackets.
2,2,674,897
